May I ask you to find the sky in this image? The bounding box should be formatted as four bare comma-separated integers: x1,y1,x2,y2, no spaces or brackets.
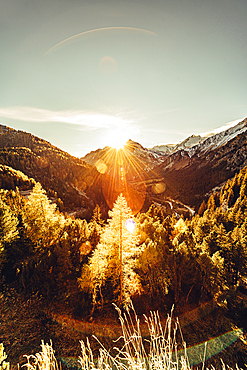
1,0,247,157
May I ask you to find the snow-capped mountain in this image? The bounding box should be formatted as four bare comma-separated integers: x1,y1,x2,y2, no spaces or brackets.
2,115,246,218
149,117,247,155
187,117,247,155
152,116,247,208
149,134,205,154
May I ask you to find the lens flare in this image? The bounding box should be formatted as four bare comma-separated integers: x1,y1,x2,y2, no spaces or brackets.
99,56,117,75
45,27,157,55
152,182,166,194
95,159,108,174
125,219,136,233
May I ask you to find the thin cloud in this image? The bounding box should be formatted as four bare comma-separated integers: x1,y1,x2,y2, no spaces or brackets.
147,108,181,116
0,106,133,130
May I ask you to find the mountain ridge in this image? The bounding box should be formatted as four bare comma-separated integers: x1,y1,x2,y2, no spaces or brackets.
148,117,247,155
82,116,247,210
1,115,247,217
150,134,205,154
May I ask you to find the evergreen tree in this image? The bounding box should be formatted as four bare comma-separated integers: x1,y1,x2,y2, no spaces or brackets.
220,184,227,205
228,227,247,285
227,188,235,208
91,204,104,226
63,217,90,276
136,214,170,308
217,223,236,287
197,250,225,302
198,200,207,216
169,227,199,303
18,183,66,296
201,226,219,255
192,210,215,244
24,183,65,250
79,194,140,308
88,205,104,251
0,198,18,269
240,172,247,198
207,194,216,211
2,215,33,283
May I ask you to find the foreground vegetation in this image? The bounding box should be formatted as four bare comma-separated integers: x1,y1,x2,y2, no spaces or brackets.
0,305,244,370
1,166,247,367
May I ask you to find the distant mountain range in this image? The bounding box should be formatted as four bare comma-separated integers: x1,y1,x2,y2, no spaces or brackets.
0,116,247,217
150,134,205,154
149,117,246,154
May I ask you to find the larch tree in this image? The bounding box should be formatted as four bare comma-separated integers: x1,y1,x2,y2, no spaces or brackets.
135,212,170,309
0,197,18,269
88,205,104,251
198,200,207,216
18,183,66,295
24,183,65,250
79,194,140,308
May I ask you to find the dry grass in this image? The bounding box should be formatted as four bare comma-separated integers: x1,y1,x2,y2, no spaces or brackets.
22,341,60,370
4,305,243,370
0,343,10,370
78,305,202,370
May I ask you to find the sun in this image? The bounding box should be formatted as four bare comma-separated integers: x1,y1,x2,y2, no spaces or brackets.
105,129,129,150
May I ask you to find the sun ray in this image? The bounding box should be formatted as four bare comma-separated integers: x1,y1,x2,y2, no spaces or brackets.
90,136,163,214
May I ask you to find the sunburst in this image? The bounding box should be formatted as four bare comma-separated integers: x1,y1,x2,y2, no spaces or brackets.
105,129,130,150
93,139,161,214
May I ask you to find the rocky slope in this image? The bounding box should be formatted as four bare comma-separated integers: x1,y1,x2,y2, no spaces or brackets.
153,117,247,208
150,134,205,154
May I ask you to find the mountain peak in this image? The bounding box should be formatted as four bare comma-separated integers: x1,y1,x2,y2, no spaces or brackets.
149,116,247,155
149,134,205,154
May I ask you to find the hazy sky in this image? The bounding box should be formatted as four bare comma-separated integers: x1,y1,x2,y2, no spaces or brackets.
1,0,247,157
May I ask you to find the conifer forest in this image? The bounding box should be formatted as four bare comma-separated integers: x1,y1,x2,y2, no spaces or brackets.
1,167,247,315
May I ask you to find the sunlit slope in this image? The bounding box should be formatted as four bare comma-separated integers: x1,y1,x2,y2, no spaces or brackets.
0,125,100,217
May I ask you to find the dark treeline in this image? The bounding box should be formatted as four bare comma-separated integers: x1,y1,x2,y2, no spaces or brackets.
1,166,247,320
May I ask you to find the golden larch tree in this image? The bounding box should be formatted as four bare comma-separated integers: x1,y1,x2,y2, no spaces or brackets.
79,194,141,308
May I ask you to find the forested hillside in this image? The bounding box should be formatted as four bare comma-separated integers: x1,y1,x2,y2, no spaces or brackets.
1,166,247,318
0,164,36,190
0,125,104,218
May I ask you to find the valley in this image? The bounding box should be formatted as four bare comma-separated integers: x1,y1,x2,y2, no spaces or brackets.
1,119,247,368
